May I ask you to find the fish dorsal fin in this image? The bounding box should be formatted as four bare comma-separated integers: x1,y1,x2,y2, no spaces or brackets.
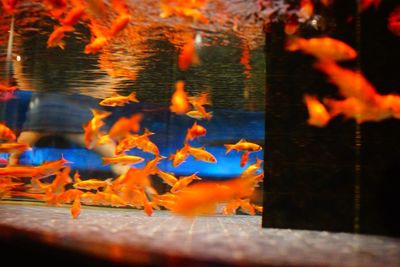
238,138,247,143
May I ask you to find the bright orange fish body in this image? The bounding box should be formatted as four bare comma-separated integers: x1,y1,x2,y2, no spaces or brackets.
102,155,144,165
186,110,212,120
0,142,30,154
286,37,357,61
61,5,85,26
71,196,81,219
99,92,138,107
109,13,131,37
47,26,74,49
156,169,178,186
304,94,331,127
73,178,112,190
187,146,217,163
0,82,16,92
224,139,262,154
240,151,250,167
84,35,108,53
170,173,202,193
108,113,143,141
170,80,190,115
0,123,16,141
170,144,190,167
178,37,199,71
240,158,263,178
0,166,38,178
185,121,206,141
115,129,154,154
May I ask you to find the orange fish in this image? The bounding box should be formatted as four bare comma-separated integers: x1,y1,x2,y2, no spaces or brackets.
185,121,206,141
169,144,190,167
0,142,30,153
156,169,178,186
47,26,75,49
141,189,153,216
315,61,378,104
240,151,250,167
83,109,111,149
286,37,357,61
61,5,85,26
299,0,314,20
0,123,16,141
187,145,217,163
108,13,131,38
222,200,241,215
115,129,154,155
304,94,331,127
0,165,38,178
108,113,143,141
0,82,16,92
224,139,262,154
36,157,72,180
170,80,191,115
170,173,202,193
388,7,400,36
99,92,138,106
178,37,200,71
73,178,112,190
186,110,213,120
240,158,263,178
71,196,81,219
102,155,144,165
188,92,212,120
240,44,252,78
84,21,108,54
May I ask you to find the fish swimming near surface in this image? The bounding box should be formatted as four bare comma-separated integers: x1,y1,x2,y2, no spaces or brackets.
99,92,138,106
224,139,262,154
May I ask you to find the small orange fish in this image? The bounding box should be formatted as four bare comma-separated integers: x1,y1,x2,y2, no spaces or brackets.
178,37,199,71
73,178,112,190
186,110,213,120
304,94,331,127
187,145,217,163
108,113,143,141
0,123,16,141
108,13,131,38
388,7,400,37
240,158,263,178
224,139,262,154
0,82,16,92
185,121,206,141
240,44,252,78
286,37,357,61
169,144,190,167
115,129,154,154
111,0,129,15
240,151,250,167
0,142,30,153
171,173,202,193
299,0,314,20
157,169,178,186
84,21,108,54
170,80,191,115
99,92,139,107
61,5,85,26
71,196,81,219
102,155,144,165
47,26,75,49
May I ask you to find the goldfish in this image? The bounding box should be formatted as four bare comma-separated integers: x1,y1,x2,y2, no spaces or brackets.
286,37,357,61
0,82,16,92
93,192,126,206
84,21,108,54
240,151,250,167
0,166,38,178
170,173,202,193
0,123,16,141
111,0,129,15
58,189,83,203
102,155,144,165
237,199,256,215
170,80,191,115
61,5,85,26
240,158,263,178
186,110,212,120
47,26,75,49
224,139,262,154
388,7,400,36
73,178,112,190
0,142,30,153
83,109,111,149
169,144,190,167
187,145,217,163
303,94,331,127
36,156,72,179
115,129,154,154
160,2,208,23
108,13,131,38
299,0,314,20
108,113,143,141
156,169,178,186
178,37,200,71
99,92,138,107
71,196,81,219
314,61,378,104
185,121,206,141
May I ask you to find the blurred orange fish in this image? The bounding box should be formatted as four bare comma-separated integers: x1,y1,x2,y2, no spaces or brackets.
71,196,81,219
286,37,357,61
304,94,331,127
0,82,16,92
108,113,143,141
240,151,250,167
169,144,190,167
102,155,144,165
170,173,202,193
185,121,206,141
108,13,131,38
170,80,190,115
61,5,85,26
299,0,314,19
186,110,213,120
178,37,199,71
156,169,178,186
388,7,400,36
99,92,138,106
47,25,75,49
187,145,217,163
0,142,30,153
224,139,262,154
0,123,16,141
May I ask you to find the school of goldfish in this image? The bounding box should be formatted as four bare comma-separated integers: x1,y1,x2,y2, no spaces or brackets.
0,0,265,219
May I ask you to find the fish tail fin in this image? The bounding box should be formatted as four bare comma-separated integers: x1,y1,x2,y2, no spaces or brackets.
206,111,213,120
224,144,234,154
128,92,139,102
73,171,82,183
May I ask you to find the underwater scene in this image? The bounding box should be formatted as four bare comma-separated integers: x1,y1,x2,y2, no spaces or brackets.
0,0,266,218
